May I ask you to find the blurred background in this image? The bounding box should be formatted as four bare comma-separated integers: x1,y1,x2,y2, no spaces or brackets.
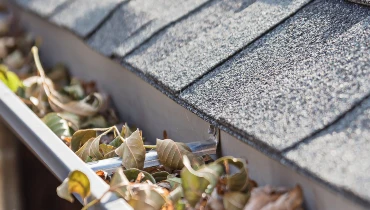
0,122,81,210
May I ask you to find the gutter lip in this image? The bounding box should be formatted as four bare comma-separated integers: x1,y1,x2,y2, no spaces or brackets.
0,82,131,210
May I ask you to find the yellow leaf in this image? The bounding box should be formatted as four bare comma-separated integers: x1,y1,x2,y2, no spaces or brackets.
0,64,21,92
68,170,91,199
56,170,90,203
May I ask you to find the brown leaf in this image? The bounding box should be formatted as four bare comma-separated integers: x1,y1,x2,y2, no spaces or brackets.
121,129,146,169
243,186,290,210
99,144,117,159
110,168,130,200
157,139,203,170
128,184,167,210
215,157,249,192
121,123,133,138
259,185,303,210
75,137,102,161
71,128,106,152
49,93,105,117
75,126,115,161
96,170,110,184
31,46,105,117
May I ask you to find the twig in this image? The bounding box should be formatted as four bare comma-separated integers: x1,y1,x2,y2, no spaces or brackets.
144,145,156,149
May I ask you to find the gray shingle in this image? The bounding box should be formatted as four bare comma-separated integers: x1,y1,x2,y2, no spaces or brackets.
180,0,370,150
50,0,125,37
285,95,370,202
125,0,311,92
87,0,210,56
15,0,69,17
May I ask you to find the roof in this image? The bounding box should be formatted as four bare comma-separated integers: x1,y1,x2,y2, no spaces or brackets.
13,0,370,206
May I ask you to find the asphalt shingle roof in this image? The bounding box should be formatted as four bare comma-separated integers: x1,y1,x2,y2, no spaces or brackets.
285,94,370,202
126,0,310,92
15,0,69,17
87,0,210,56
181,0,370,150
50,0,125,37
12,0,370,206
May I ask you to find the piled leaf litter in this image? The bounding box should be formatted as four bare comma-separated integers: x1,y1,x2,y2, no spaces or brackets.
0,6,305,210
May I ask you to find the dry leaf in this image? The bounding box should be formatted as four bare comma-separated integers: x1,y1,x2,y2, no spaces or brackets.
56,178,74,203
110,168,130,199
244,186,289,210
76,135,103,161
223,192,249,210
56,170,90,203
215,157,249,192
156,139,203,170
42,112,71,138
181,156,223,207
32,46,105,117
71,128,108,152
259,185,303,210
99,144,117,159
127,184,166,210
121,129,146,169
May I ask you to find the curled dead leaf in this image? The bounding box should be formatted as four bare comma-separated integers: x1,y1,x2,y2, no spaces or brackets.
258,185,303,210
215,156,249,192
110,168,130,200
56,178,74,203
56,170,90,203
243,185,304,210
31,46,105,117
181,156,224,207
